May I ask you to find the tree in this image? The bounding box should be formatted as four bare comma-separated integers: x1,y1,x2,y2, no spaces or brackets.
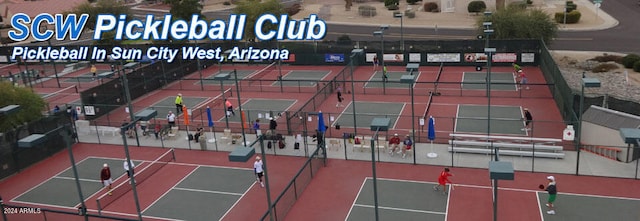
0,82,46,131
163,0,203,20
67,0,130,45
233,0,285,42
476,5,558,43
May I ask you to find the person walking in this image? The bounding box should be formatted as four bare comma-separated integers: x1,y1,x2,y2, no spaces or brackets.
254,156,265,187
123,159,135,180
175,93,183,114
253,119,261,136
269,117,278,135
336,84,344,107
544,176,558,215
100,163,113,195
225,99,235,116
382,65,388,82
433,168,454,195
373,55,379,70
91,64,97,80
522,108,533,131
167,111,176,127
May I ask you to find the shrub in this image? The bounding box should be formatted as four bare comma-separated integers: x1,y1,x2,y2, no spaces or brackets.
634,61,640,72
407,0,419,5
591,63,619,73
285,3,302,16
590,54,623,63
358,5,377,17
467,1,486,14
424,2,438,12
337,34,352,45
223,1,231,5
554,10,581,24
354,0,367,2
566,1,577,12
385,0,399,6
509,1,527,9
405,10,416,18
526,0,533,4
622,54,640,68
387,4,399,10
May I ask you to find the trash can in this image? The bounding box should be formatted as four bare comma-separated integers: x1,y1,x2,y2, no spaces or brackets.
199,136,207,150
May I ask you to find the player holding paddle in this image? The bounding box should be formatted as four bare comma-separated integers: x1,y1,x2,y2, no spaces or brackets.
254,156,265,188
433,168,454,195
539,176,558,215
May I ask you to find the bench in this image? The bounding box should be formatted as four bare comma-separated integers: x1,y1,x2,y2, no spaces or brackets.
448,140,563,152
90,126,120,136
448,147,565,159
448,133,565,159
353,138,371,152
450,133,562,143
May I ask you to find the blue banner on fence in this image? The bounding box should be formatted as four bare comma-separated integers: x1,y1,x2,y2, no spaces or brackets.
325,54,344,63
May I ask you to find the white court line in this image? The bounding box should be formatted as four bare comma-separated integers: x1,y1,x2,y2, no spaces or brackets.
344,178,369,221
453,183,640,201
218,180,257,221
391,102,407,130
353,203,446,215
10,157,92,202
454,104,460,133
537,192,545,221
445,183,452,221
173,187,244,196
141,165,198,213
54,176,100,183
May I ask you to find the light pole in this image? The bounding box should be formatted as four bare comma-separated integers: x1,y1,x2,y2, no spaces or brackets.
575,78,601,175
373,25,389,94
393,12,404,52
120,62,140,147
401,75,416,164
369,117,391,221
350,49,363,137
233,69,247,146
214,73,231,128
485,47,497,221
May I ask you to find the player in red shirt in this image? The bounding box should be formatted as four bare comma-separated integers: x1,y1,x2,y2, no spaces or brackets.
434,168,453,194
388,134,401,156
100,164,113,195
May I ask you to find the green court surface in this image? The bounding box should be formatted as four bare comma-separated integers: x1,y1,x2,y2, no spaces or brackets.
222,98,296,123
455,104,525,135
200,70,255,85
462,72,516,90
13,157,140,208
142,166,254,221
273,70,330,87
333,101,404,129
365,71,418,88
537,192,640,221
64,70,111,83
143,96,208,118
348,178,447,221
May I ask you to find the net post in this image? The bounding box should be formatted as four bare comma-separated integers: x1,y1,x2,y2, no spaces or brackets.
96,199,102,215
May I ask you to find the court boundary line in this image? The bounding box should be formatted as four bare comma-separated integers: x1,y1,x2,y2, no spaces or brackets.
54,176,101,183
73,160,135,209
272,69,331,87
216,98,297,122
537,191,544,221
363,71,418,89
344,177,369,221
461,71,518,91
330,101,403,129
42,85,77,99
173,187,244,196
353,203,447,215
141,165,199,214
197,69,252,86
519,106,528,136
454,104,460,133
7,200,183,221
83,156,253,172
10,157,92,202
391,102,407,130
218,170,257,221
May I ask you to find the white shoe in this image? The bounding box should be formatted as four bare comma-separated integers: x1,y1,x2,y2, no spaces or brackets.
546,210,555,215
521,128,526,131
545,203,550,207
402,154,406,158
433,186,438,191
260,182,264,188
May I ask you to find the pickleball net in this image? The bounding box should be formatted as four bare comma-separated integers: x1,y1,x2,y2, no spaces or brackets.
246,62,276,86
96,148,176,213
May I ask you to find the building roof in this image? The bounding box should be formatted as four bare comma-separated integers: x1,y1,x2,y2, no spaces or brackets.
3,0,86,17
582,105,640,130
